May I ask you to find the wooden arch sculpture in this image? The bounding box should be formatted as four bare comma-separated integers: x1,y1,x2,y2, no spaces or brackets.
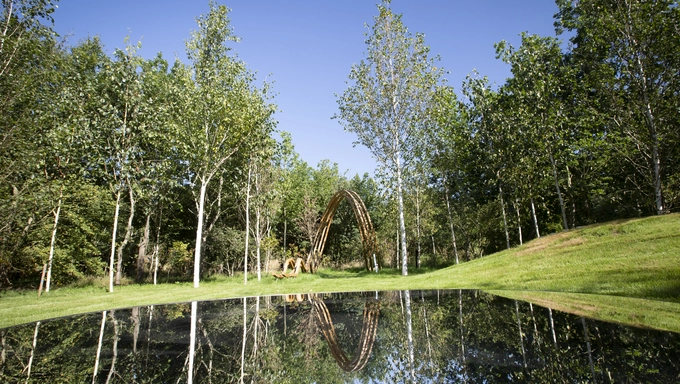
311,295,380,372
306,190,379,272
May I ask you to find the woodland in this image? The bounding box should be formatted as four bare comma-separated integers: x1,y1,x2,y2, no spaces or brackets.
1,0,679,292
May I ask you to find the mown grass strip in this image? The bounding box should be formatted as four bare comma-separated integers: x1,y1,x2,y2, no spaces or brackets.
1,213,678,330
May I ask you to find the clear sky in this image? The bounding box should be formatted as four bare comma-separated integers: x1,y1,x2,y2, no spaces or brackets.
53,1,564,178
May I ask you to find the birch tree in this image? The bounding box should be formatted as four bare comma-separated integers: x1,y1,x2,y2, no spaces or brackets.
556,0,680,215
177,1,275,288
336,0,445,276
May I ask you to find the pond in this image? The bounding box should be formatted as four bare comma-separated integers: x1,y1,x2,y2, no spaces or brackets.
1,290,679,383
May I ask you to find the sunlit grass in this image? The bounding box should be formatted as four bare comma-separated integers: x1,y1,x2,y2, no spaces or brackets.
1,213,678,330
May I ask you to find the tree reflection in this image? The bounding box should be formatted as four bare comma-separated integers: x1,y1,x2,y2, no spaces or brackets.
311,293,380,372
1,290,679,383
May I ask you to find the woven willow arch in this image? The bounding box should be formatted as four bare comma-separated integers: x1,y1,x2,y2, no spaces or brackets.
306,190,379,272
311,296,380,372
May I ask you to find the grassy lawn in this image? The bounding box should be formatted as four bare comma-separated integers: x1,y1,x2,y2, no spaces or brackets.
1,213,679,331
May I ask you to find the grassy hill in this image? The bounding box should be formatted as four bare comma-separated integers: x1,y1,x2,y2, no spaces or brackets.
1,213,679,331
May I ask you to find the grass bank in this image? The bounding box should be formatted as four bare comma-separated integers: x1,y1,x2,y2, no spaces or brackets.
1,213,679,330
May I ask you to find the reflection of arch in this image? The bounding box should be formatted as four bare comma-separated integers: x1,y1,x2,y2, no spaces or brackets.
311,296,380,372
307,190,379,272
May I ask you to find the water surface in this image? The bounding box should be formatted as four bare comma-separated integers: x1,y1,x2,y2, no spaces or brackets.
1,290,678,383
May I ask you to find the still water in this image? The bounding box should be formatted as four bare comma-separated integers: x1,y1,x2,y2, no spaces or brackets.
1,290,679,383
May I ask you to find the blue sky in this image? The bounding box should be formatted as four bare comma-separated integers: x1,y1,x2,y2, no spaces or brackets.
53,1,564,178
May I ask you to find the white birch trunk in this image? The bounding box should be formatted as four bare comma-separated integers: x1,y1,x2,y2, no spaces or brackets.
549,308,557,347
136,213,151,281
109,191,121,293
549,150,569,231
515,301,527,369
244,164,251,284
515,199,523,245
530,193,540,238
444,184,459,264
415,188,421,269
105,311,119,384
92,311,106,384
240,298,247,384
395,154,408,276
254,170,261,281
152,207,162,286
193,180,208,288
282,209,287,254
499,186,510,250
188,301,197,384
25,321,40,383
404,290,415,381
637,52,664,215
45,188,62,293
116,186,135,285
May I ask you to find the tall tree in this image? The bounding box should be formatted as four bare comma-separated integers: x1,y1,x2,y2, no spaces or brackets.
555,0,680,215
177,1,275,288
336,0,445,275
496,33,571,231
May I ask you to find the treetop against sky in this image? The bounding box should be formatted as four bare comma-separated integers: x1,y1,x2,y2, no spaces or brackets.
53,0,561,177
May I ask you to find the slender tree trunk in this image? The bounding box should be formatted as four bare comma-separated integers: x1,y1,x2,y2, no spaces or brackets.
188,301,197,384
136,213,151,282
240,298,247,384
1,329,6,377
515,198,523,245
395,155,408,276
404,290,415,382
253,296,260,357
529,303,539,344
395,225,399,268
444,184,459,264
92,311,106,384
415,188,422,268
152,208,162,285
566,166,576,228
146,306,153,359
194,179,208,288
431,235,436,260
255,171,261,281
109,190,122,293
244,164,251,284
105,311,119,384
582,317,596,381
499,185,510,249
636,52,664,215
421,298,433,369
515,301,527,369
116,185,135,285
549,150,569,231
45,187,63,293
549,308,557,348
25,321,40,383
530,192,540,238
282,208,287,253
458,289,465,363
126,307,137,357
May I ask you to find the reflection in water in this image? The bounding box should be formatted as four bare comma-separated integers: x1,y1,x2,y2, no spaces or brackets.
1,290,680,383
310,294,380,372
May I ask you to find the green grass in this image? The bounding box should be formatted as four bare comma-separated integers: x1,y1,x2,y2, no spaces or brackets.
1,213,679,331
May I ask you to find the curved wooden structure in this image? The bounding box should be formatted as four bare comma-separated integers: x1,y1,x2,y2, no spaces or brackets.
306,190,379,272
311,296,380,372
